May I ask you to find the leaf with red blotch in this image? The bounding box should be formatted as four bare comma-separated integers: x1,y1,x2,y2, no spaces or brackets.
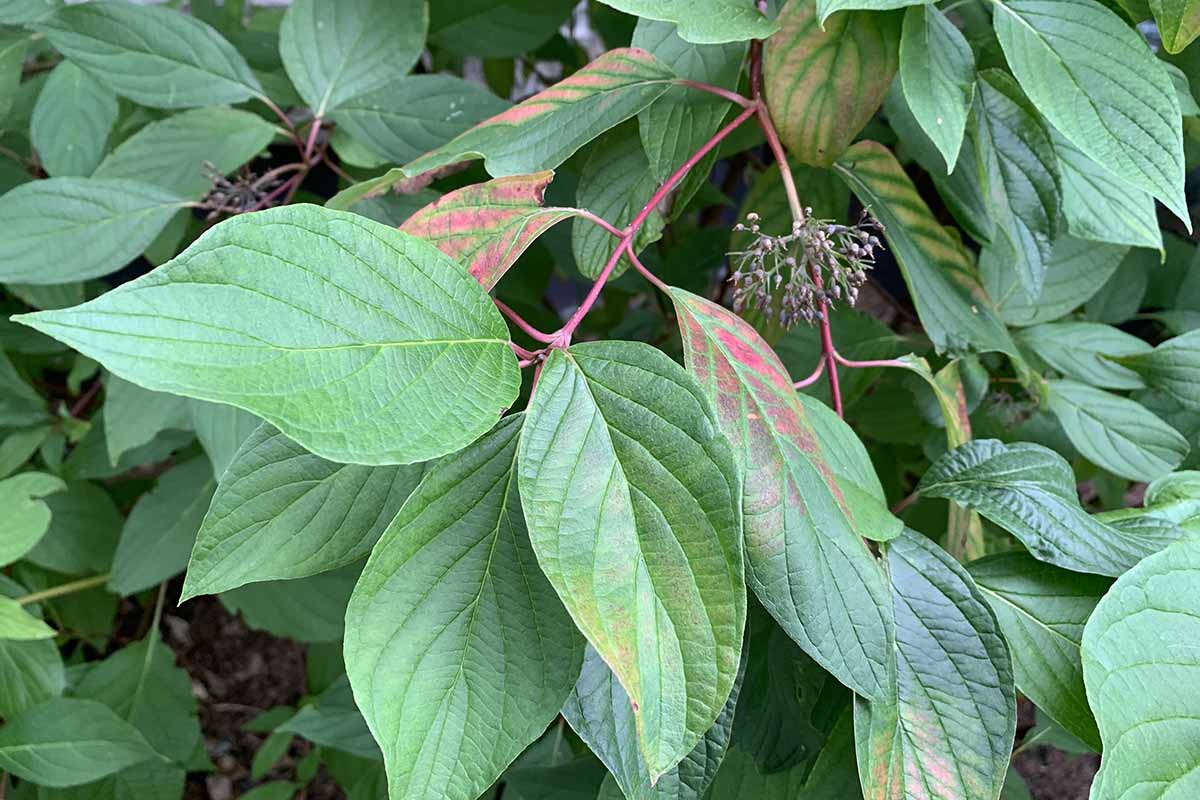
339,49,672,203
670,287,894,701
399,172,579,291
854,531,1016,800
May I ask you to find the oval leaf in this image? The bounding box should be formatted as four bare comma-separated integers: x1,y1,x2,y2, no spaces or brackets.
1082,536,1200,799
0,177,187,285
0,697,158,787
968,552,1108,750
992,0,1188,224
595,0,778,43
14,204,522,466
280,0,427,117
764,1,900,167
670,288,894,701
30,61,118,178
899,4,975,172
345,414,583,800
518,341,745,779
35,1,262,108
854,531,1016,800
183,423,423,599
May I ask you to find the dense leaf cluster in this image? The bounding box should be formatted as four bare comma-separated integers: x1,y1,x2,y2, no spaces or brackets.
2,1,1199,799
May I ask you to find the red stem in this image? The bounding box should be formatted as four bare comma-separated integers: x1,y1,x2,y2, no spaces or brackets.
809,266,843,416
626,248,671,294
495,298,556,343
303,118,323,164
553,104,758,347
678,79,754,108
793,358,826,389
576,209,624,238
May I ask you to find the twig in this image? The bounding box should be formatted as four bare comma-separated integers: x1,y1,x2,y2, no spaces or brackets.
678,79,755,108
575,209,625,238
17,574,110,606
793,358,826,389
302,117,323,164
69,380,103,418
891,490,920,515
626,248,671,294
495,298,556,343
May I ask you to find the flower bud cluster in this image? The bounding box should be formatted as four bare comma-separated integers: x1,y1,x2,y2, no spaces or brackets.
728,209,885,327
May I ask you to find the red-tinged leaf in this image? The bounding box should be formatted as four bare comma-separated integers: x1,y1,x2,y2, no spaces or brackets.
333,48,673,203
854,531,1016,800
669,287,894,701
764,1,900,167
399,171,579,290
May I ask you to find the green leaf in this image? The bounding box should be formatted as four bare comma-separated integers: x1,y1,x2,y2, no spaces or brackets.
854,531,1016,800
0,0,56,25
571,124,664,279
220,564,358,643
883,82,994,244
1015,321,1151,390
968,552,1108,750
764,1,900,167
1116,329,1200,412
27,481,122,576
0,472,64,568
103,377,190,467
1052,130,1163,251
345,414,581,798
30,61,118,178
36,0,262,108
1046,379,1189,482
973,69,1061,301
0,596,55,640
518,341,744,779
984,235,1128,327
0,633,63,719
280,0,427,117
33,761,187,800
835,141,1017,357
398,48,673,183
278,675,379,760
920,439,1187,576
798,393,903,542
1081,536,1200,799
110,458,216,596
0,698,158,787
0,177,187,285
732,604,849,775
1097,470,1200,536
562,644,741,800
0,350,48,428
0,30,28,123
187,399,259,477
991,0,1188,224
594,0,779,44
184,422,422,599
669,289,893,700
429,0,577,58
816,0,927,24
14,204,522,466
632,18,746,186
94,108,276,200
331,75,509,166
898,4,975,172
1153,0,1200,53
399,171,580,290
0,426,51,480
75,633,202,763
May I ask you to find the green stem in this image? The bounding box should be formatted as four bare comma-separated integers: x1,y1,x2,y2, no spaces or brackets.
17,574,110,606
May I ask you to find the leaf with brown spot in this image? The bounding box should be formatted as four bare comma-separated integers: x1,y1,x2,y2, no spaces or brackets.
400,172,580,290
764,1,900,167
670,288,894,701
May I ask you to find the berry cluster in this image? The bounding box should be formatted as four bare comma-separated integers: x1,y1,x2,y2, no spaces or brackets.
729,209,885,327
